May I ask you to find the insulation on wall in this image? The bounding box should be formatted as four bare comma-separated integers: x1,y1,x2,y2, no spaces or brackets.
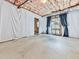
67,10,79,38
0,0,44,42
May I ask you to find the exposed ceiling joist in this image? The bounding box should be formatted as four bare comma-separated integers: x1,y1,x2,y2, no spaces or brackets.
43,3,79,16
6,0,79,16
21,7,42,16
17,0,29,8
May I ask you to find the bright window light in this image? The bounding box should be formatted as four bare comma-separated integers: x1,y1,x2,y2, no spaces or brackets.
41,0,48,3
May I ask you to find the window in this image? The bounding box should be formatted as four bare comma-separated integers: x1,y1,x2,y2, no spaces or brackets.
51,15,62,36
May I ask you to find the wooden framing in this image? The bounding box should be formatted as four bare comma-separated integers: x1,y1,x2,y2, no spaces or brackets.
43,3,79,16
17,0,29,8
6,0,79,16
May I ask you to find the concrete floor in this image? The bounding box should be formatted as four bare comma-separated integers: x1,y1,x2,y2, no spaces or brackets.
0,34,79,59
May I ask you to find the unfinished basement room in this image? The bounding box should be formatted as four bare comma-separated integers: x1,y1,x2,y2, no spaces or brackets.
0,0,79,59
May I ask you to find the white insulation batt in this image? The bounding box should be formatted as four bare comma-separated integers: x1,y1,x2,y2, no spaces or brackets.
67,10,79,38
0,0,46,42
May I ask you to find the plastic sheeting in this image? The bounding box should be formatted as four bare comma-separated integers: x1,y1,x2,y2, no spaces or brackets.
0,0,43,42
67,10,79,38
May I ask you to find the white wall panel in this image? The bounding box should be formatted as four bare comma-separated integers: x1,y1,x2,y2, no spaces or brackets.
67,10,79,38
0,0,44,42
41,17,47,33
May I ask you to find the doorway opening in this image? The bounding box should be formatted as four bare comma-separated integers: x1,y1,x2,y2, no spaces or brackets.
34,18,39,35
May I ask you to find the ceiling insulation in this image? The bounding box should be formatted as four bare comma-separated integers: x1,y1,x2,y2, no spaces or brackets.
6,0,79,16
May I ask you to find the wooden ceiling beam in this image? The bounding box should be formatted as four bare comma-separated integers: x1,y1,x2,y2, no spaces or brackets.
54,0,60,10
69,0,71,6
27,3,43,14
48,0,57,11
17,0,29,8
21,7,43,16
